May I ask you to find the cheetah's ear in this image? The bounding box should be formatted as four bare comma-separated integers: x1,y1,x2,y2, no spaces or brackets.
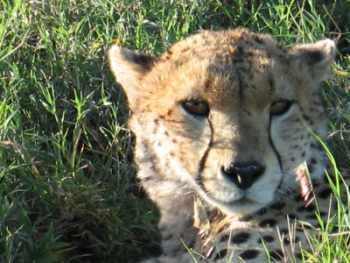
289,39,336,81
108,45,156,103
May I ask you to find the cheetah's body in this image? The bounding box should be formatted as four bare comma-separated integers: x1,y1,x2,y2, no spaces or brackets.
108,28,338,262
195,176,350,262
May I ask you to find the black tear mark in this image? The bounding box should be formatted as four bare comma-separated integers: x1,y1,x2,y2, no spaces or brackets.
268,72,275,93
196,115,214,181
231,44,246,101
268,114,284,192
259,218,277,228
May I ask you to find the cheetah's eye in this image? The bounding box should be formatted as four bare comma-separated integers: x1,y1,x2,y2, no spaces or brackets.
181,99,210,117
270,100,293,116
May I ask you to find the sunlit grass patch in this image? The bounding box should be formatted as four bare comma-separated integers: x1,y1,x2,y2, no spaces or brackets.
0,0,349,262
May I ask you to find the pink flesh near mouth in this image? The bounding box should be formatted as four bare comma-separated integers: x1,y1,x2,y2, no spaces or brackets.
296,166,315,207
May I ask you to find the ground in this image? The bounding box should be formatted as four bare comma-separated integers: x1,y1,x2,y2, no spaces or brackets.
0,1,349,263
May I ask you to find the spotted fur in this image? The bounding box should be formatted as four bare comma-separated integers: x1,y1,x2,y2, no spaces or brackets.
195,174,350,262
108,28,337,262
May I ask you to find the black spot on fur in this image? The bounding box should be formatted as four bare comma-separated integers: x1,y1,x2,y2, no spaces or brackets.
127,51,155,71
331,225,340,233
220,234,229,242
318,187,332,199
308,163,314,173
239,249,260,260
294,194,303,202
287,213,298,219
296,252,303,259
256,208,267,215
232,45,245,64
166,49,173,55
283,238,290,245
166,109,173,116
303,50,325,65
246,50,255,57
214,249,227,260
253,35,264,44
259,218,277,228
313,182,320,188
231,232,250,244
283,235,300,245
297,204,315,213
279,228,289,235
319,211,327,217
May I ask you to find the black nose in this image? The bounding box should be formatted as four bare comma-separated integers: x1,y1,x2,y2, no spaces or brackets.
221,161,265,190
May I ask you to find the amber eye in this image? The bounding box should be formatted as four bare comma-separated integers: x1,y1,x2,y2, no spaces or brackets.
181,99,210,117
270,100,293,115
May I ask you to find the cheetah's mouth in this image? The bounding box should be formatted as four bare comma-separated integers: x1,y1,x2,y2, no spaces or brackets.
203,187,269,206
194,164,284,216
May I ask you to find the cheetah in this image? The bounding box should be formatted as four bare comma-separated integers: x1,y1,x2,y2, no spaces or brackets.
108,28,345,262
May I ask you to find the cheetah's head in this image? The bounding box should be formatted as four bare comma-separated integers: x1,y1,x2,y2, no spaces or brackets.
109,28,335,216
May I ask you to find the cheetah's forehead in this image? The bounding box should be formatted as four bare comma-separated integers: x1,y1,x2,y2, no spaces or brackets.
152,29,289,110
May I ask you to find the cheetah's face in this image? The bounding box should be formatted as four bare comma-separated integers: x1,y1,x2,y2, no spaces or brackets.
109,29,335,215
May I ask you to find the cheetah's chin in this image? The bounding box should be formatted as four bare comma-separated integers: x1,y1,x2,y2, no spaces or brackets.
198,189,275,216
197,171,282,215
212,197,269,216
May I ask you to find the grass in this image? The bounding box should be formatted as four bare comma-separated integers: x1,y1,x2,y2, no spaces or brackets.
0,0,349,262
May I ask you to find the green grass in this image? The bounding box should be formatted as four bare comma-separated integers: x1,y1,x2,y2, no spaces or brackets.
0,0,349,262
